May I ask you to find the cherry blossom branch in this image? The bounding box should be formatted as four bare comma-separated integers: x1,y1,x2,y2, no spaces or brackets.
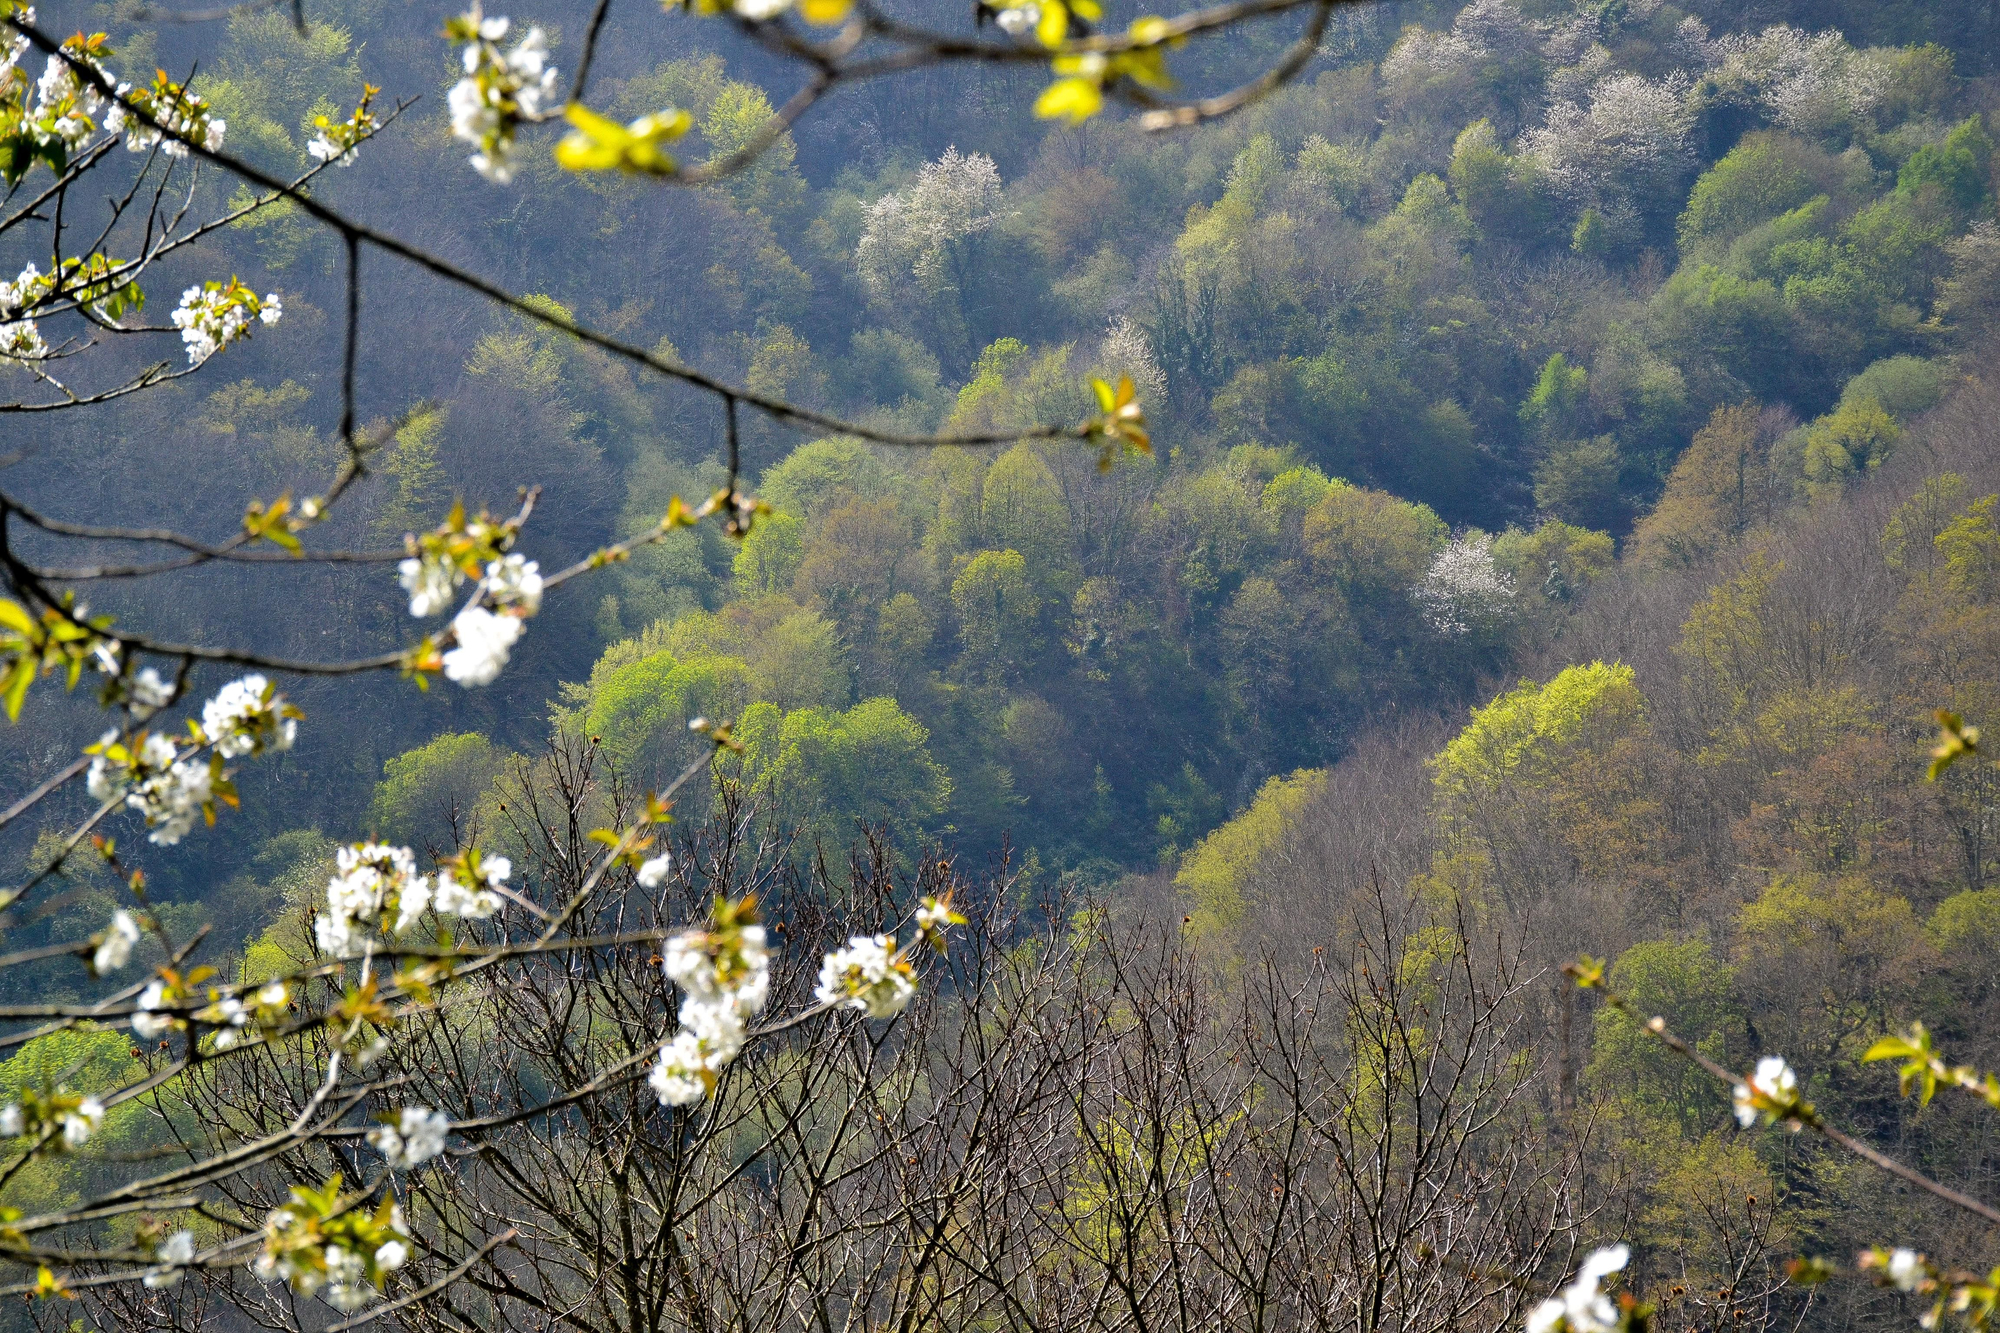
1566,961,2000,1228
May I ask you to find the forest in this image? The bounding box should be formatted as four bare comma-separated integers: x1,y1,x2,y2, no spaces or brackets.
0,0,1998,1324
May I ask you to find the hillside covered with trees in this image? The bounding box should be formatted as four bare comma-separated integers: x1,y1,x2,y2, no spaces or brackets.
3,0,2000,1324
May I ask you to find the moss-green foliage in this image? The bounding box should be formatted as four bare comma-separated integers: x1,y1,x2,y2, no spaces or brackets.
1176,769,1328,938
1587,940,1740,1139
583,652,754,780
0,1028,152,1218
759,438,893,519
730,697,950,848
368,733,513,850
1897,115,1995,215
1839,355,1949,419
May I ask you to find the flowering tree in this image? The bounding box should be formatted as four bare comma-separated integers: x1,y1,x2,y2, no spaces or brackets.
856,146,1006,298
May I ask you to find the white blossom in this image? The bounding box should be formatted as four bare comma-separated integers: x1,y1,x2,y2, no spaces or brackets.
200,674,297,758
129,668,174,715
651,913,772,1105
679,994,747,1065
442,605,523,687
635,853,672,888
662,923,769,1015
649,1030,708,1107
447,7,558,184
318,842,427,956
1733,1054,1799,1126
1706,26,1883,136
88,731,214,846
1097,317,1168,414
1525,1243,1629,1333
994,4,1038,35
93,909,141,974
432,856,505,918
1519,72,1693,215
815,934,917,1019
1889,1248,1925,1292
110,74,228,158
481,553,542,615
0,317,47,364
392,872,433,934
0,1104,22,1137
1381,24,1485,84
368,1106,451,1169
914,898,954,933
199,994,254,1048
323,1243,374,1312
374,1239,409,1271
399,554,460,617
171,280,280,364
133,979,174,1039
143,1229,196,1287
60,1097,103,1149
307,97,380,167
308,131,353,164
733,0,791,18
0,11,32,82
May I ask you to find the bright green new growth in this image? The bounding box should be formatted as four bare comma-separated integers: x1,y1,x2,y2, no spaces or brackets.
1176,768,1328,938
1432,662,1646,810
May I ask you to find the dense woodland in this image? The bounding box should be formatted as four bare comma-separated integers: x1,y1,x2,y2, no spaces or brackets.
7,0,2000,1323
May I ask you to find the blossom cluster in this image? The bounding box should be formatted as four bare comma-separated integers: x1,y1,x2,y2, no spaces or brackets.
196,980,291,1051
1868,1246,1929,1293
444,5,557,184
1519,71,1695,210
1733,1054,1801,1127
440,553,542,686
368,1105,451,1170
86,730,214,846
200,673,299,757
0,1087,105,1151
89,641,175,716
1525,1244,1629,1333
816,934,918,1019
84,673,296,846
856,147,1005,296
91,908,141,974
0,25,231,193
171,278,281,365
143,1229,197,1288
307,84,381,167
0,253,144,364
254,1178,411,1312
0,261,52,363
105,68,226,157
398,508,540,688
0,25,113,170
317,842,507,957
132,970,287,1045
650,897,772,1107
1705,24,1888,136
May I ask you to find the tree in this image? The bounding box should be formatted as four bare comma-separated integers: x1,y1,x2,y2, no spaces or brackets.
730,696,950,847
1630,402,1770,569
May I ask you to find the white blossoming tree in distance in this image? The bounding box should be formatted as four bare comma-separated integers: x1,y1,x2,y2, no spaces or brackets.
856,146,1007,298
